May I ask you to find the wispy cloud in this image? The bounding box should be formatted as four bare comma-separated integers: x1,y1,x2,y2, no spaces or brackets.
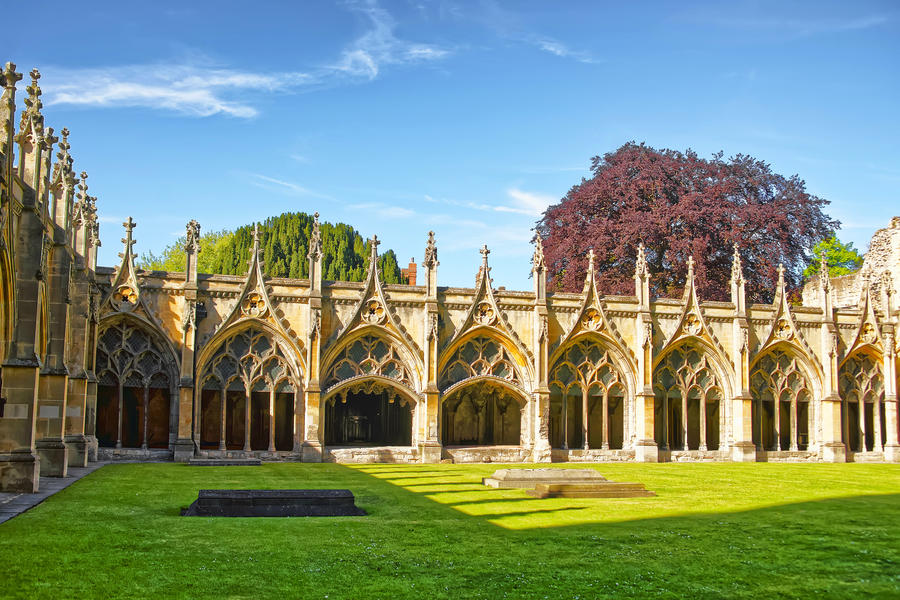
42,0,449,118
245,173,331,199
424,188,556,217
529,36,601,64
697,12,888,37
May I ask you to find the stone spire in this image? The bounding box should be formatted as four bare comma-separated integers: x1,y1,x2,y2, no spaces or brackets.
0,62,22,161
184,220,201,287
51,127,77,232
818,250,830,293
17,68,44,138
423,230,438,269
634,243,648,279
634,242,650,308
422,230,438,300
478,244,491,285
531,234,545,271
730,244,743,285
307,212,322,261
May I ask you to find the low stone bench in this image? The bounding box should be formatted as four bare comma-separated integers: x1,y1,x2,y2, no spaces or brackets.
483,468,608,489
188,458,262,466
181,489,367,517
526,482,656,499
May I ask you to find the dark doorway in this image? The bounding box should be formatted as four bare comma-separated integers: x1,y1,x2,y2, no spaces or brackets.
326,390,412,446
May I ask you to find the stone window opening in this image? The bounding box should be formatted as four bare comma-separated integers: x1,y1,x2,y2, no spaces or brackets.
324,384,413,447
548,341,627,450
198,327,302,453
95,322,175,450
839,353,886,453
441,383,524,446
653,345,723,452
750,349,813,452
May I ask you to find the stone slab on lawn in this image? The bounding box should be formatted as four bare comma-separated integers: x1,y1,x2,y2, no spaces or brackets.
181,489,367,517
482,468,608,489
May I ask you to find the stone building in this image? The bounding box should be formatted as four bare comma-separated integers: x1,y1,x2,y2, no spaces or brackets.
1,63,899,493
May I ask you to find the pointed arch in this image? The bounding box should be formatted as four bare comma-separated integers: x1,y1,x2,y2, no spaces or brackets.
839,350,886,453
95,314,181,450
321,325,423,396
438,326,534,392
653,340,732,452
440,378,528,446
0,245,13,360
749,344,821,452
196,320,304,452
548,332,634,450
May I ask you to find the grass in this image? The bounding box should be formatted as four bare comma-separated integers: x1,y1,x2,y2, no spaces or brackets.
2,462,899,599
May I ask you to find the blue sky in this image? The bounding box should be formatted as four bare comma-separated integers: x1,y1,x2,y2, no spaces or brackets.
6,0,898,289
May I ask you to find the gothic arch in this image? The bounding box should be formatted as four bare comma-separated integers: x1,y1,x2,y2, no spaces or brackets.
839,349,886,453
548,334,633,450
438,327,533,393
652,341,732,452
321,326,422,396
0,246,14,361
196,321,304,452
95,315,180,449
749,344,820,452
440,378,528,446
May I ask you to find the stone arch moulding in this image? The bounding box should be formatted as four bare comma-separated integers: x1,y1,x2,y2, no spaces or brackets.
320,326,423,396
196,318,307,387
652,337,735,401
548,331,638,397
748,340,825,401
98,312,182,379
437,327,535,393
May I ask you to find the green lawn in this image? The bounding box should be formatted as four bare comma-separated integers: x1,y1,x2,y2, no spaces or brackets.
2,462,898,599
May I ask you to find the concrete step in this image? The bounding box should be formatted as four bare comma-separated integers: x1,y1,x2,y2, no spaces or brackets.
526,482,656,498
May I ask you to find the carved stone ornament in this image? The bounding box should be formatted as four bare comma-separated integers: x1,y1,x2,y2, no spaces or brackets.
362,298,385,325
643,321,654,349
774,319,793,340
309,307,321,339
539,316,549,343
241,291,267,317
860,322,877,345
111,285,138,312
582,308,602,331
427,313,439,341
474,301,496,326
181,300,196,333
683,313,702,336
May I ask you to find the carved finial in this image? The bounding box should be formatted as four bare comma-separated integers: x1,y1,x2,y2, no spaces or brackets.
185,220,201,253
587,248,595,273
687,255,695,280
369,234,380,258
18,67,43,135
122,217,136,243
730,243,743,284
423,230,438,268
531,234,545,270
480,244,490,261
307,212,322,261
634,243,647,278
2,62,22,90
818,250,830,292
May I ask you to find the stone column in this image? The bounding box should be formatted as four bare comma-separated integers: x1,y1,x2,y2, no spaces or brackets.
419,231,441,463
790,397,799,451
219,391,226,451
243,390,251,451
699,396,707,451
880,273,898,461
730,246,756,462
176,221,202,462
302,213,324,462
268,389,275,453
601,392,609,450
633,244,658,462
581,388,589,450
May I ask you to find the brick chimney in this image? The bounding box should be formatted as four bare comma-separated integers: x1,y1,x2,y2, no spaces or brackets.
402,258,417,286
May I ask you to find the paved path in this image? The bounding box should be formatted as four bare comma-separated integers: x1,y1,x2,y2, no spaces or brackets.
0,462,107,524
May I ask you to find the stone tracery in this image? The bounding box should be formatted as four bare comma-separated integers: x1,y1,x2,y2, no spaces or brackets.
750,349,813,451
839,353,886,453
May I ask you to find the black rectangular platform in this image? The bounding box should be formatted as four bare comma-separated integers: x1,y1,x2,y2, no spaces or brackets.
188,458,262,466
181,489,367,517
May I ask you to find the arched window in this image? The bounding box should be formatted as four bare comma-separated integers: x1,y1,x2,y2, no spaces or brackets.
839,353,885,453
322,335,417,447
199,327,301,453
549,340,626,450
653,344,723,451
324,335,413,389
440,336,521,389
96,321,176,449
750,349,813,451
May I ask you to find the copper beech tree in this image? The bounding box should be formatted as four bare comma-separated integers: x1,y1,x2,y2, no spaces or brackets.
535,142,838,303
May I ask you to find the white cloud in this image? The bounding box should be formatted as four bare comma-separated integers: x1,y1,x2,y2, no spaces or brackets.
424,189,555,217
42,0,449,118
699,13,888,36
245,173,331,199
532,37,601,64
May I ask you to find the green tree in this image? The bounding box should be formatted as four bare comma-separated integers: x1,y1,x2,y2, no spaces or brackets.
137,212,404,283
803,235,864,279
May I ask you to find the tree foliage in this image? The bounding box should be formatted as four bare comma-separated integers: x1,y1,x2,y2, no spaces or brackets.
138,212,404,284
535,142,838,303
802,235,863,279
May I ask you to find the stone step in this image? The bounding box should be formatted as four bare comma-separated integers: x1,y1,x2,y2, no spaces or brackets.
187,458,262,467
483,468,607,489
526,482,656,499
